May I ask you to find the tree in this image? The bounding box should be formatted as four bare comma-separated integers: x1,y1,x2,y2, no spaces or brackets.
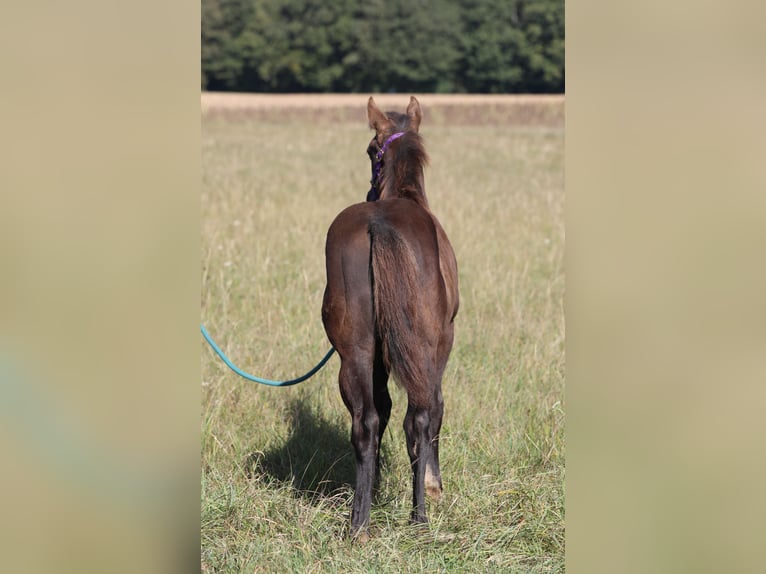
355,0,462,93
457,0,564,93
201,0,256,90
519,0,565,92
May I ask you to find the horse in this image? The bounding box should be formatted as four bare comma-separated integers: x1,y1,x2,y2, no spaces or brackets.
321,96,459,540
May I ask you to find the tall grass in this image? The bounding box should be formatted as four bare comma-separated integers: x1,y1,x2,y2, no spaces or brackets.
201,100,564,572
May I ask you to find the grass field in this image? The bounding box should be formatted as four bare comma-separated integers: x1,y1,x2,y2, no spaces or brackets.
201,93,565,573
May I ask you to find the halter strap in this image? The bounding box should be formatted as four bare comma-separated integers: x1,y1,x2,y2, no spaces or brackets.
368,131,406,201
376,131,405,162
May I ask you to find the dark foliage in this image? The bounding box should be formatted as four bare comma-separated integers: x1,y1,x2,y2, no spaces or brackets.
202,0,564,93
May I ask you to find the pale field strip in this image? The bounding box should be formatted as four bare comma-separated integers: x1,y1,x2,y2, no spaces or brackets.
201,91,564,112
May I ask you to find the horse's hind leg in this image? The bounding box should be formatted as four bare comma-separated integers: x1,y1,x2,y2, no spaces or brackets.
403,403,433,524
372,354,391,483
425,386,444,502
338,355,379,540
426,327,453,502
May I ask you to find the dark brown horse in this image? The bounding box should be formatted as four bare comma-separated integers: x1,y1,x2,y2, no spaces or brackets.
322,96,459,540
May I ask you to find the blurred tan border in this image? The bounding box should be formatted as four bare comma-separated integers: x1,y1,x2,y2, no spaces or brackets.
1,1,200,572
567,1,766,572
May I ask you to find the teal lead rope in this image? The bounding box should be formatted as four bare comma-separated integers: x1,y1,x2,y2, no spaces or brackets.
200,324,336,387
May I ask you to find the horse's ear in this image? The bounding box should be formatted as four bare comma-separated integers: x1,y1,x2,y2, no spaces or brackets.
406,96,422,133
368,97,393,137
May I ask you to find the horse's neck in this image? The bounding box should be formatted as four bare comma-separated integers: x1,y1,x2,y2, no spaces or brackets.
397,187,429,208
385,163,429,208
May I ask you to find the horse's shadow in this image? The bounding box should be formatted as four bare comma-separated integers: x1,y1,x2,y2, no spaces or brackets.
245,398,356,503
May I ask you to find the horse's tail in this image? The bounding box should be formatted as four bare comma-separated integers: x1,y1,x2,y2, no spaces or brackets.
369,219,429,400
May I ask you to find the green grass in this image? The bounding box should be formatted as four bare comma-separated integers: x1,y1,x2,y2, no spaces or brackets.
201,102,564,572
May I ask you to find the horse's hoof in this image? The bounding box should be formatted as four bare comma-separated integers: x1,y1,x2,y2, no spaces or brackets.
351,529,371,544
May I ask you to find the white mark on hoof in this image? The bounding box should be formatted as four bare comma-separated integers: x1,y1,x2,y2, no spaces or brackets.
425,464,443,502
352,528,371,544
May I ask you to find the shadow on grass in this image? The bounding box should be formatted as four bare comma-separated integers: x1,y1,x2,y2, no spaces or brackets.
246,398,356,502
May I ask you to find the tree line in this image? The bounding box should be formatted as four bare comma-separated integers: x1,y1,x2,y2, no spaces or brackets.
202,0,564,94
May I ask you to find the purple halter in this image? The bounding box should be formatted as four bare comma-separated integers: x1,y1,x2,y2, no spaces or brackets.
367,131,405,201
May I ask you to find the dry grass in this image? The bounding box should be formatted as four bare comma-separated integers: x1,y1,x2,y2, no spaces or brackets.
201,92,564,128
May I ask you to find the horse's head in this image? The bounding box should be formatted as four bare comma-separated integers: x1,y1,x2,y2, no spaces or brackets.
366,96,423,202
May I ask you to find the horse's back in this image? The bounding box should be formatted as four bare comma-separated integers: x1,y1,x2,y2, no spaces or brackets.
324,199,445,301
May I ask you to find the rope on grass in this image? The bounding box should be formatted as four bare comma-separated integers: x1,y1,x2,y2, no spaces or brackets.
201,324,335,387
